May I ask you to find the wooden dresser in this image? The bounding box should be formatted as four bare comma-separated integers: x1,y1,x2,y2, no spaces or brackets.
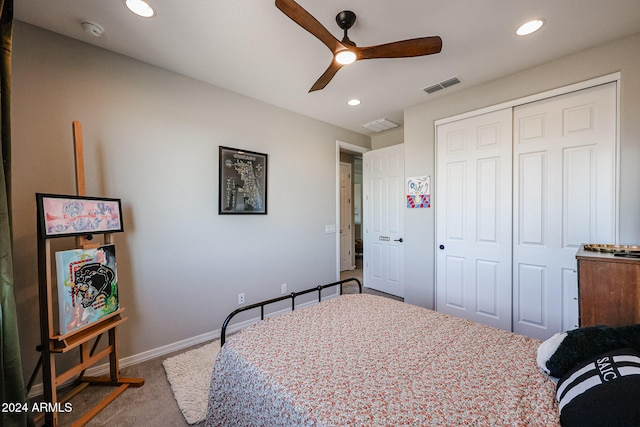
576,244,640,327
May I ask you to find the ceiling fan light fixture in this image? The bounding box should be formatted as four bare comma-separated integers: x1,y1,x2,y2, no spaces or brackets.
347,99,361,106
125,0,156,18
335,50,357,65
516,19,545,36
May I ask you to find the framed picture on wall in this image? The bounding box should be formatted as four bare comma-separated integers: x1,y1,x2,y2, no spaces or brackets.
218,146,268,214
36,193,124,238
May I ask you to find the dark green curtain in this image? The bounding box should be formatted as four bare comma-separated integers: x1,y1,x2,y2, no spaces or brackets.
2,1,33,426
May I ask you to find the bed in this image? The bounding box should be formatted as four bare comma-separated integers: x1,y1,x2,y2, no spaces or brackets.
206,282,560,426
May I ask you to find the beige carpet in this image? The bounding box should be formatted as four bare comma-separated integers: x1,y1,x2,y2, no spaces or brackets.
163,341,220,425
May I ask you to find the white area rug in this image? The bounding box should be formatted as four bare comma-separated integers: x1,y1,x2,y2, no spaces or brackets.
163,340,220,424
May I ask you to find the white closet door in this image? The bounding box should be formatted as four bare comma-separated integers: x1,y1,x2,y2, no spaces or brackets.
513,82,617,340
436,108,513,331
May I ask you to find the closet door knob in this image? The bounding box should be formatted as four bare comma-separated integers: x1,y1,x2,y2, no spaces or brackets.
439,244,445,250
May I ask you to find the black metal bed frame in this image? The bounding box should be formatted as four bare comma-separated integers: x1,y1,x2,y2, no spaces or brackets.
220,278,362,346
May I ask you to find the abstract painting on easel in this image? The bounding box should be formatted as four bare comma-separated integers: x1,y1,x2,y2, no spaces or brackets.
55,244,119,335
37,193,123,238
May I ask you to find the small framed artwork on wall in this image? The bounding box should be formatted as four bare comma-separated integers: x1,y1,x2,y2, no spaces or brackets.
218,146,268,214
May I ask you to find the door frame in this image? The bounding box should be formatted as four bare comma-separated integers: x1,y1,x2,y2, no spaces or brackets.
336,141,370,281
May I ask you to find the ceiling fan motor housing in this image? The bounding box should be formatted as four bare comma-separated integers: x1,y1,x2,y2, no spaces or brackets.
336,11,357,45
336,10,356,30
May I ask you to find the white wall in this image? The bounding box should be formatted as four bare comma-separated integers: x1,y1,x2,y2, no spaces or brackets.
11,22,370,380
403,32,640,308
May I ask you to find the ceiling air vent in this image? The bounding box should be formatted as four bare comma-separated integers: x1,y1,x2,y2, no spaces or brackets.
360,117,399,132
423,76,462,94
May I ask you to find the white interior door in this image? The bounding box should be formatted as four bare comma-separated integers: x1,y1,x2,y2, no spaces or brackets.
436,108,513,331
363,144,405,297
513,82,617,340
339,162,354,271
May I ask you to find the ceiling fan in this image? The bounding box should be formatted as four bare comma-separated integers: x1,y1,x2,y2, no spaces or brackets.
275,0,443,92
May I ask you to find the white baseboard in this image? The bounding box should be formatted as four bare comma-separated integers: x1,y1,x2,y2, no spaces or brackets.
28,293,335,399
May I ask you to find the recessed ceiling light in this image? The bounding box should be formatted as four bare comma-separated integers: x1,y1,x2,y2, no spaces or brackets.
125,0,156,18
517,19,545,36
348,99,361,106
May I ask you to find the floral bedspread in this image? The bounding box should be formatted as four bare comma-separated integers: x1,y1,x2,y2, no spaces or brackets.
206,294,559,426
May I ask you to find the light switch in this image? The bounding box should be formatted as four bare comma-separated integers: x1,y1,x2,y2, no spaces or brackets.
325,224,336,234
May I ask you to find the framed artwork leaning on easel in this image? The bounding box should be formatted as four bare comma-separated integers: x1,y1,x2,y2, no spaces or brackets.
36,193,123,239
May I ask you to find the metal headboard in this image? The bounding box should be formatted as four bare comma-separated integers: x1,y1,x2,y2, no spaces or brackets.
220,278,362,346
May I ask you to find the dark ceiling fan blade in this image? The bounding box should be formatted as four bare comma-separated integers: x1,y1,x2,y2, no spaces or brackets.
356,36,442,60
275,0,344,53
309,61,344,92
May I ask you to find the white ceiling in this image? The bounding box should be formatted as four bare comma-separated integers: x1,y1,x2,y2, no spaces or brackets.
14,0,640,135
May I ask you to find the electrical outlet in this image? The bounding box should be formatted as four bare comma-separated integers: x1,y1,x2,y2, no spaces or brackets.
281,283,287,294
238,293,245,305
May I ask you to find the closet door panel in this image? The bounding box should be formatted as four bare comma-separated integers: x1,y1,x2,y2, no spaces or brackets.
518,152,546,246
516,263,547,328
477,157,500,243
513,82,617,340
436,108,513,331
476,259,499,318
563,146,596,247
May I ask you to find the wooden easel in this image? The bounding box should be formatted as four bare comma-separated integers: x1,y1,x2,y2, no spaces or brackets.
35,121,143,426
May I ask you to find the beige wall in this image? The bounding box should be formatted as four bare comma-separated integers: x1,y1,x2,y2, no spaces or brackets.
11,22,370,383
370,126,403,150
403,32,640,308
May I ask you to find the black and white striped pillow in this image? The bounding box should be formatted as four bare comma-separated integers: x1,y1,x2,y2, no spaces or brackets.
556,348,640,427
